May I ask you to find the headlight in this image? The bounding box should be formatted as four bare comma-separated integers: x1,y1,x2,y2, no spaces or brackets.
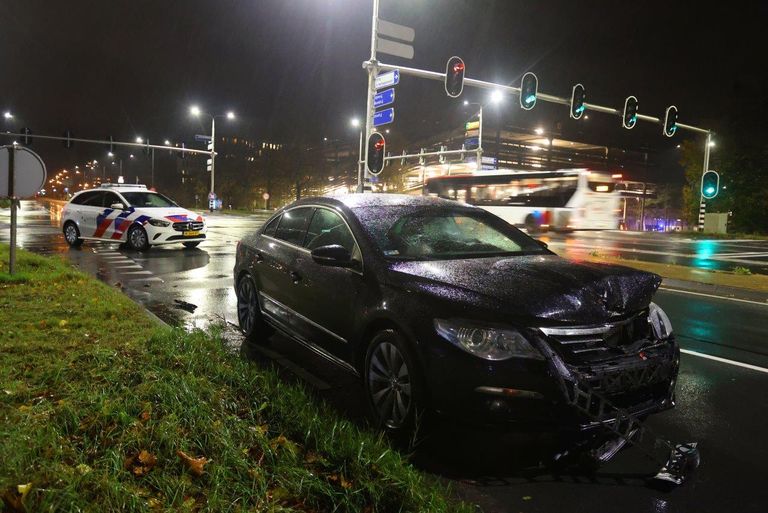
434,319,544,361
649,302,673,339
148,218,170,227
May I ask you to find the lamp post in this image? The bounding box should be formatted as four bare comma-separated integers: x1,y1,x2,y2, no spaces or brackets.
463,92,501,171
190,106,235,208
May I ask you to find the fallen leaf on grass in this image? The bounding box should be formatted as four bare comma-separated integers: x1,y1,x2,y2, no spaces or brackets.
124,450,158,477
58,319,68,328
1,483,32,513
139,411,151,422
177,450,210,476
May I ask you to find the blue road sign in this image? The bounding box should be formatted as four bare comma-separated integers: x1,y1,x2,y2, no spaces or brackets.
375,70,400,89
195,134,212,142
374,88,396,108
464,136,479,149
373,108,395,127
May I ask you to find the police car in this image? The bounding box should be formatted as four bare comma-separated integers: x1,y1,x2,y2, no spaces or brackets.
61,184,206,250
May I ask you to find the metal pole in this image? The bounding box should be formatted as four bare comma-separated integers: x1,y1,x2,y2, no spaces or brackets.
477,105,483,169
210,116,216,198
151,147,155,188
361,0,380,193
356,129,364,193
7,147,16,274
698,132,712,231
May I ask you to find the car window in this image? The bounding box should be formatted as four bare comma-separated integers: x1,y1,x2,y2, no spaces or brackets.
120,192,178,208
80,191,106,207
274,207,314,246
303,208,356,254
263,215,281,237
70,191,95,205
102,192,122,208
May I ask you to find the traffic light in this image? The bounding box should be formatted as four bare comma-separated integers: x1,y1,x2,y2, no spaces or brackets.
622,96,639,129
663,105,678,137
444,56,465,98
701,170,719,199
107,136,115,154
570,83,586,120
21,128,33,145
144,138,151,156
366,132,386,175
520,72,538,110
63,130,74,149
178,142,186,160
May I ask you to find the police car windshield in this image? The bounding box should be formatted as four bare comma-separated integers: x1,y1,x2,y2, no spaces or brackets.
121,192,178,208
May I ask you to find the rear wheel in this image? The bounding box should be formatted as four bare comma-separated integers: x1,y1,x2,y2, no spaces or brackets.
183,241,201,249
364,329,425,441
236,274,272,343
127,225,150,251
63,222,83,247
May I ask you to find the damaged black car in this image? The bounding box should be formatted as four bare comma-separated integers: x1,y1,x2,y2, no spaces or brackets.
234,194,679,446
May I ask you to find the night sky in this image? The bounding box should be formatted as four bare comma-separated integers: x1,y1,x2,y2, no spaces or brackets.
2,0,765,180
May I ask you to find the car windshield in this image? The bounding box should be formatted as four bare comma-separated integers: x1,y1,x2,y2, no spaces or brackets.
121,192,178,208
354,206,546,260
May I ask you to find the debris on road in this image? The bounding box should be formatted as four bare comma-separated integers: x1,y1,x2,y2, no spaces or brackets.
173,299,198,313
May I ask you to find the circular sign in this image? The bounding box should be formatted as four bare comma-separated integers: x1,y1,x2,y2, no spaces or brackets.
208,192,216,200
0,146,47,198
262,192,270,200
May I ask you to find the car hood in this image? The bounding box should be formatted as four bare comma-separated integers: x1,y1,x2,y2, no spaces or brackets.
132,208,205,223
387,254,661,325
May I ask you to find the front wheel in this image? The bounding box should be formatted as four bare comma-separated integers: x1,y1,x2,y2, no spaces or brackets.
127,225,150,251
364,329,425,440
183,241,201,249
63,222,83,247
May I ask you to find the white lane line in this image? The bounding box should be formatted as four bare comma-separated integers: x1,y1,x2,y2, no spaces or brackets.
128,277,164,282
659,286,768,307
123,270,152,275
549,242,768,266
681,349,768,374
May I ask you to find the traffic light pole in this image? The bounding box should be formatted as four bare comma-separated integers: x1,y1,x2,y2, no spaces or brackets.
359,0,381,193
0,132,213,157
698,131,713,231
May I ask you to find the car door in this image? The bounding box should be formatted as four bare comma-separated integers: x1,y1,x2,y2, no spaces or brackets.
290,207,364,362
100,191,129,240
254,206,316,339
78,191,107,237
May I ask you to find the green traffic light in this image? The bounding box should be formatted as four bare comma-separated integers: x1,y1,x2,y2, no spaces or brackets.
705,186,715,195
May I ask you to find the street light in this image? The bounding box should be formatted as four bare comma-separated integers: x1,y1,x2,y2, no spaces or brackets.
190,105,237,207
135,137,143,144
490,90,503,104
3,112,12,120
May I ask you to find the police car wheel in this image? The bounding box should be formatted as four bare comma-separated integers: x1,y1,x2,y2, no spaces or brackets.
63,222,83,247
127,225,150,251
183,242,200,249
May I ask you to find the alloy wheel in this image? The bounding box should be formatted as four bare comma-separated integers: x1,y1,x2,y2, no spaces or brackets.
237,277,258,334
64,224,78,244
368,341,412,429
129,226,147,250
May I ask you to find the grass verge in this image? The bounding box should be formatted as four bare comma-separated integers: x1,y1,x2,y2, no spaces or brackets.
577,252,768,293
0,244,470,513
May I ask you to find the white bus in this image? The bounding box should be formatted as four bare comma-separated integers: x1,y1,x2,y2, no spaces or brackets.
424,169,620,231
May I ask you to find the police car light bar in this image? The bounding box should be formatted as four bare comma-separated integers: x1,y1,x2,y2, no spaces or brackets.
99,184,147,189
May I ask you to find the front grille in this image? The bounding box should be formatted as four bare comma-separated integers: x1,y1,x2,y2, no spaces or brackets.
172,221,204,232
540,310,651,362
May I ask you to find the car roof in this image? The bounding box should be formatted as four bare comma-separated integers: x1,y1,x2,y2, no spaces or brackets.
73,185,156,195
293,193,467,210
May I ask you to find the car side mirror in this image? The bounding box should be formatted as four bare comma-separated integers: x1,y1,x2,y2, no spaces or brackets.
110,202,126,210
311,244,354,267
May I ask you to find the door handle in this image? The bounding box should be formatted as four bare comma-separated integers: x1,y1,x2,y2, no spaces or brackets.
290,271,302,284
254,251,263,263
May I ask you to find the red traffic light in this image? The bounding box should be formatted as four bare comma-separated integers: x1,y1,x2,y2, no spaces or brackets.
444,56,465,98
366,133,386,175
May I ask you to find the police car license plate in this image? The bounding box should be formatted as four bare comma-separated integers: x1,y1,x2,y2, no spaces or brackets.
183,230,200,237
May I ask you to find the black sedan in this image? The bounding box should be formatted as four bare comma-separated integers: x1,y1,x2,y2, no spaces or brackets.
233,194,678,440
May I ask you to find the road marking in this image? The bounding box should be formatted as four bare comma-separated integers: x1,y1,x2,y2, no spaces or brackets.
123,270,152,275
128,277,163,282
681,349,768,374
659,287,768,307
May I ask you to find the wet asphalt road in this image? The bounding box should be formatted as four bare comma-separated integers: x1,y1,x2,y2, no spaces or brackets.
3,200,768,512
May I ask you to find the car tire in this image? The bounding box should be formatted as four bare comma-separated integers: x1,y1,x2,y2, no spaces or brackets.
127,224,150,251
183,242,201,249
364,329,426,442
63,221,83,247
236,273,272,343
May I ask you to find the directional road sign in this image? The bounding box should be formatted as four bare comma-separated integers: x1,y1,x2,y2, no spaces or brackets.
373,108,395,127
374,88,396,108
195,134,212,142
375,70,399,90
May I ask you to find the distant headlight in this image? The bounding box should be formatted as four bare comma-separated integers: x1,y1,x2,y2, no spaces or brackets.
148,218,171,227
649,302,673,339
434,319,544,361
